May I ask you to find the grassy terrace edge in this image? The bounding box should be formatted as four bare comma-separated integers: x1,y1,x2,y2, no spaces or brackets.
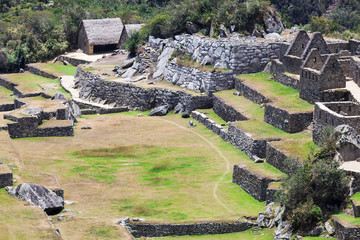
237,72,314,113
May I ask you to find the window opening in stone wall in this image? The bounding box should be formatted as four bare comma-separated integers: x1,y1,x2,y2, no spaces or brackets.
349,106,352,112
313,57,317,63
301,44,304,49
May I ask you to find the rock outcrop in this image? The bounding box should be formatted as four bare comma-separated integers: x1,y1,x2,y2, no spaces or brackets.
6,183,64,215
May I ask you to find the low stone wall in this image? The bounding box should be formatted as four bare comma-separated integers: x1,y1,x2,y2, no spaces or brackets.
0,165,13,188
300,88,352,104
129,221,254,238
7,119,74,139
191,111,228,142
233,164,279,201
270,60,299,89
328,42,350,54
0,103,15,112
266,186,282,205
352,200,360,218
227,122,280,158
213,95,248,122
333,217,360,240
264,104,313,133
235,79,270,104
313,102,360,143
266,142,303,175
26,65,57,79
164,63,234,94
58,55,92,66
0,76,16,91
75,67,212,113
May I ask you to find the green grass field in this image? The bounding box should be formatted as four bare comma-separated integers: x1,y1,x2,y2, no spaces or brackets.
333,214,360,226
213,90,312,140
30,62,77,77
237,72,313,113
0,71,71,98
269,139,317,160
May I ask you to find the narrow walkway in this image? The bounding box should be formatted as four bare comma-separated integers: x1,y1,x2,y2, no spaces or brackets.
60,75,116,109
346,81,360,103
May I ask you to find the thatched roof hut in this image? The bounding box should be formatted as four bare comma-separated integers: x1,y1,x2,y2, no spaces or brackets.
78,18,124,55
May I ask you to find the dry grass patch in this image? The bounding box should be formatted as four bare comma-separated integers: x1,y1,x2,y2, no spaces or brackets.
1,112,278,239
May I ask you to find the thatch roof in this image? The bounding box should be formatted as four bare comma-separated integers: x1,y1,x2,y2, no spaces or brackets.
82,18,124,45
124,24,143,36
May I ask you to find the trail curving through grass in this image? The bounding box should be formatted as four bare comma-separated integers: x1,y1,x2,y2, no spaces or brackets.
158,118,234,214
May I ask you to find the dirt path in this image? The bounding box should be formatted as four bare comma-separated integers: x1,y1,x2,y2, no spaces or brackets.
159,118,234,214
346,80,360,103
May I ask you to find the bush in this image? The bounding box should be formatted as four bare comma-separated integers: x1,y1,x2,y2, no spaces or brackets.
124,32,140,55
280,129,349,231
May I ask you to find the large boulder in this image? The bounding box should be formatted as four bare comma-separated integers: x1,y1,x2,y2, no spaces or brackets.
22,107,43,117
153,47,174,78
334,125,360,161
149,105,169,116
263,10,284,33
6,183,64,215
186,21,199,34
0,51,8,73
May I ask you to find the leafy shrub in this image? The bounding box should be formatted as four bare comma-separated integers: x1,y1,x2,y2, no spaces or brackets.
280,129,349,231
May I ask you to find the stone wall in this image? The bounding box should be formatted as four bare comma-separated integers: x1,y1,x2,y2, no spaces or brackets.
7,118,74,139
150,35,289,74
270,60,299,89
333,217,360,240
0,165,13,188
191,111,228,142
129,221,254,238
350,57,360,87
233,164,279,201
227,122,280,158
26,65,57,79
58,55,92,66
349,39,360,55
313,102,360,142
164,63,234,94
264,104,313,133
327,42,350,54
0,103,15,112
235,79,271,104
213,95,248,122
0,76,16,91
75,67,212,112
266,142,302,175
352,200,360,218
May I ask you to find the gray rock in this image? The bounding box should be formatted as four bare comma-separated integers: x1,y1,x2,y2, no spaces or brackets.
252,29,262,38
219,24,227,38
52,91,67,101
57,214,64,221
264,33,282,40
325,221,335,236
149,105,169,116
263,62,272,73
117,58,135,69
186,21,199,34
19,68,25,73
274,206,285,223
201,55,212,66
264,206,273,218
174,103,183,114
214,61,228,69
290,27,299,34
274,221,292,239
22,107,43,116
263,11,284,33
257,212,267,227
153,47,174,78
6,183,64,215
334,125,360,161
307,225,324,236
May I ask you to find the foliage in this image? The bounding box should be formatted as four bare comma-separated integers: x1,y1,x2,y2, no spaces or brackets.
280,129,349,231
124,32,140,54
